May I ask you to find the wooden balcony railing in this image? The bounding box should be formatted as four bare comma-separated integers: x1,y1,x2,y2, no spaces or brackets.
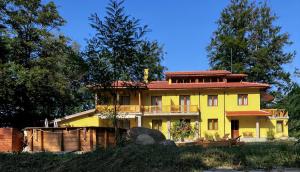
97,105,140,113
262,109,288,118
143,105,199,113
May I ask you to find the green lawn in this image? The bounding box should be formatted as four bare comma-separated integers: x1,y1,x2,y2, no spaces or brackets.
0,142,299,172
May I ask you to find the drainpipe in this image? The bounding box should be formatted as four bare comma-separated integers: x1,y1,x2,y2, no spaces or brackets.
224,91,226,137
198,92,201,138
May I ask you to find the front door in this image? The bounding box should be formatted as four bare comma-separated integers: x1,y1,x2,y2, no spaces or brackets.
231,120,239,138
180,95,190,112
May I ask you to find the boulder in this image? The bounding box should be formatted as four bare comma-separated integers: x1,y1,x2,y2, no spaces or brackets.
136,134,155,145
127,127,166,144
158,140,176,147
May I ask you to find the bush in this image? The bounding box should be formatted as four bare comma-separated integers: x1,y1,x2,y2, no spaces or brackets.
170,120,194,141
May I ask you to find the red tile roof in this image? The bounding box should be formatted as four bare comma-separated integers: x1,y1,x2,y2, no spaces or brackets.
226,110,271,117
147,81,269,90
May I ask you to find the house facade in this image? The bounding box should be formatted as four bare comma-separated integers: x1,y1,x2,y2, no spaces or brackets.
57,70,289,141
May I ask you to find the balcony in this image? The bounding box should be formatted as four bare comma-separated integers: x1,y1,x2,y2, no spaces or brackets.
96,104,200,115
142,105,199,114
96,105,140,113
262,109,288,118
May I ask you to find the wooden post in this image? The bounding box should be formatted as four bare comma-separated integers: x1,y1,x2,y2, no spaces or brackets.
41,130,44,151
30,129,33,152
89,129,93,151
60,131,64,152
104,128,108,149
77,129,80,151
93,128,97,150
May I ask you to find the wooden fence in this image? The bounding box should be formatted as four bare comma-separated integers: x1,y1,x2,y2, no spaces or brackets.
0,128,23,152
24,127,126,152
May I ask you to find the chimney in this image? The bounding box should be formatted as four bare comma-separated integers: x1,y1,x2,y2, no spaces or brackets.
144,68,149,83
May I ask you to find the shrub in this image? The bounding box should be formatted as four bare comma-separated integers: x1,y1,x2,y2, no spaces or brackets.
170,120,194,141
267,128,275,140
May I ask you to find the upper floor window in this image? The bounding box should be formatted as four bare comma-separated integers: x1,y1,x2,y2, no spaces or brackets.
208,119,218,130
208,95,218,106
120,96,130,105
238,94,248,105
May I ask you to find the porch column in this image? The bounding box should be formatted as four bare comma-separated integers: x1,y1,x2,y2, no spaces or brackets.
138,91,141,112
137,115,142,127
195,118,199,139
256,117,260,138
116,92,120,104
167,118,171,139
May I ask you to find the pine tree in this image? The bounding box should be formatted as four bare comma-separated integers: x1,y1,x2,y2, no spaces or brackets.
207,0,295,94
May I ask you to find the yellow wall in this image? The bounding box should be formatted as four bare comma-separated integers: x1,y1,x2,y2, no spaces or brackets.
59,115,137,128
59,88,288,140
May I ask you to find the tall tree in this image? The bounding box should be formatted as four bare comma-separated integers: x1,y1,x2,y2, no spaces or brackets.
0,0,90,128
207,0,295,94
85,0,166,142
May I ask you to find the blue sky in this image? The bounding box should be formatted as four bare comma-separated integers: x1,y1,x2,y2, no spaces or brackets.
45,0,299,83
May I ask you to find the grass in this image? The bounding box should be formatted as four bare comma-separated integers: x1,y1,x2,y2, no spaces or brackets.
0,142,299,172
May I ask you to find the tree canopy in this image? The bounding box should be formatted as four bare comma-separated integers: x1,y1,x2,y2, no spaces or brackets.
85,0,166,87
0,0,91,128
207,0,295,94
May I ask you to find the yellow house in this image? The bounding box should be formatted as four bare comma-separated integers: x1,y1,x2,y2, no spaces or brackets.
57,70,289,141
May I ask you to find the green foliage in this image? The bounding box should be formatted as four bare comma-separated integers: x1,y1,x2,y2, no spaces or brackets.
207,0,295,95
205,133,214,141
85,0,166,87
267,128,275,140
0,0,92,128
170,120,194,141
0,142,299,171
282,84,300,139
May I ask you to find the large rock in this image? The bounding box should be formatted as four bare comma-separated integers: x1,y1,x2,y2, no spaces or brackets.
158,140,176,146
127,127,166,144
136,134,155,145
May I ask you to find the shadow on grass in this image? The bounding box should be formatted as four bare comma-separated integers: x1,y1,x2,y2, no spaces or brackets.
0,142,299,172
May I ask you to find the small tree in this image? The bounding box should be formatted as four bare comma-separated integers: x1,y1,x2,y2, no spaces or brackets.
170,120,194,142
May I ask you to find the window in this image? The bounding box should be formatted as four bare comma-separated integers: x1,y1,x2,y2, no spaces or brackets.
152,120,162,131
117,120,130,129
276,121,283,133
208,119,218,130
208,95,218,106
238,94,248,105
119,96,130,105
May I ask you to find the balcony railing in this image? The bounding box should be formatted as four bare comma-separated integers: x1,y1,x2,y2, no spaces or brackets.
97,105,140,113
143,105,199,113
262,109,288,118
96,105,199,114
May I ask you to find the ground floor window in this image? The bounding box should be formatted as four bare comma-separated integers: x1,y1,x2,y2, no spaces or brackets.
276,120,283,133
152,119,162,131
208,119,218,130
117,119,130,129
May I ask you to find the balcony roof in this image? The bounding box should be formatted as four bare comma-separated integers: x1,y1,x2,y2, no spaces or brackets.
226,110,271,117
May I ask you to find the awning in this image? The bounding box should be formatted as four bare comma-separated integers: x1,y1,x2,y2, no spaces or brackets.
226,110,270,117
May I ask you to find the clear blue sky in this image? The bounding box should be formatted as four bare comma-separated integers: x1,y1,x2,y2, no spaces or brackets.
45,0,300,83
